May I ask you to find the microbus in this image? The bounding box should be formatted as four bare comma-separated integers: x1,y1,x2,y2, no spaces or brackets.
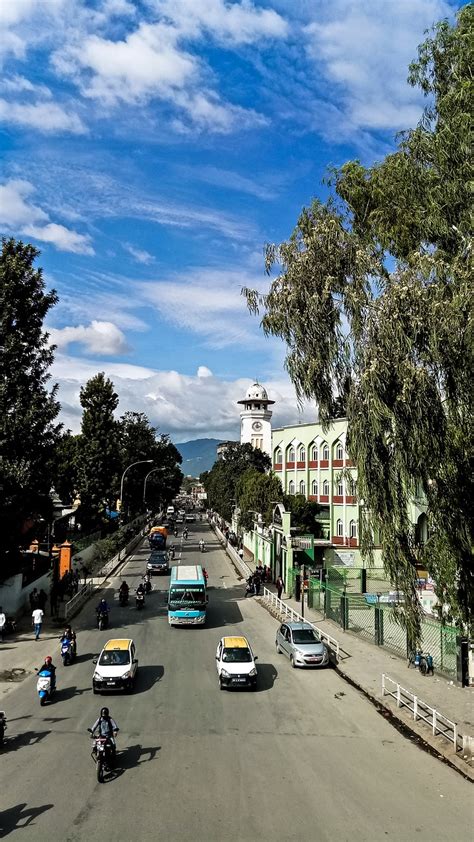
168,565,207,626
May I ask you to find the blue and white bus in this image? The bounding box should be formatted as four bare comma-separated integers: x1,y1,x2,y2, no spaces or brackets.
168,565,207,626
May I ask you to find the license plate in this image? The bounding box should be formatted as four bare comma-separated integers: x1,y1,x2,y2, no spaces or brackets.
107,681,115,685
233,678,246,683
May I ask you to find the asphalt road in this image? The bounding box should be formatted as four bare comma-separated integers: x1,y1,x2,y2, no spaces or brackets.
0,522,471,841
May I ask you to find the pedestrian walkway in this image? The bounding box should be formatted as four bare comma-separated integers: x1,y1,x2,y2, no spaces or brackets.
234,542,473,775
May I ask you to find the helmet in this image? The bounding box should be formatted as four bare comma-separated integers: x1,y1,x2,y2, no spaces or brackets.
65,625,72,632
45,656,52,665
100,707,109,717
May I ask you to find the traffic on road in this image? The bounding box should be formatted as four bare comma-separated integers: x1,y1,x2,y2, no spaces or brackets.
0,516,471,841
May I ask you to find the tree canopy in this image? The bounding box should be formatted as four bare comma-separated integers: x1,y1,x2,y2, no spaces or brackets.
244,6,473,637
0,238,61,568
201,443,272,523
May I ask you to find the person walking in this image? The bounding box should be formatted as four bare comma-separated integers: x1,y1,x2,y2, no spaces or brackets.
253,573,261,596
276,576,284,600
32,606,44,640
0,606,6,642
50,583,59,619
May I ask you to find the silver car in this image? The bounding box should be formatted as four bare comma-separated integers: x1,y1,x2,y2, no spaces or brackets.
275,622,329,668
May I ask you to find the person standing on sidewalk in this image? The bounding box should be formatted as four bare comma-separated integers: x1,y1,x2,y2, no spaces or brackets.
276,576,284,600
0,606,6,641
32,606,44,640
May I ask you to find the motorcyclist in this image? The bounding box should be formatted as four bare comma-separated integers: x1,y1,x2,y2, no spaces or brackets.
142,572,152,593
118,581,129,603
60,624,77,655
39,655,56,690
168,544,175,560
96,598,109,615
136,582,145,597
202,567,208,582
90,706,119,760
199,539,205,552
183,528,188,540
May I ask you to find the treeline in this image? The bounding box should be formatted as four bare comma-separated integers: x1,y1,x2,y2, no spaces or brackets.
201,442,321,534
0,238,182,572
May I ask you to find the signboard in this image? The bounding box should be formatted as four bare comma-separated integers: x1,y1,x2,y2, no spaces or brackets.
334,551,355,567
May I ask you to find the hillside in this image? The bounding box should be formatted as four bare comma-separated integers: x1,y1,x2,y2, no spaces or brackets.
175,438,225,477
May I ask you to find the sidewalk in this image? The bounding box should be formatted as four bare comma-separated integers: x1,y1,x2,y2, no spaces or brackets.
240,550,473,777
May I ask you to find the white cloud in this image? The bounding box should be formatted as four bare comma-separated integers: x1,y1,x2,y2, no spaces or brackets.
122,242,155,264
0,178,94,254
49,320,130,355
305,0,453,133
153,0,288,44
0,98,86,134
51,355,315,439
1,74,52,96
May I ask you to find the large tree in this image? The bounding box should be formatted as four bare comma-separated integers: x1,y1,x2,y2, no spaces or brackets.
118,411,182,514
0,238,61,571
244,7,473,637
202,443,271,523
236,469,283,532
75,372,120,530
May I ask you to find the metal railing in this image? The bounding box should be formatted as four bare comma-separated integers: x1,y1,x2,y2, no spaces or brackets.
211,522,253,579
64,582,93,621
262,587,341,662
381,674,461,753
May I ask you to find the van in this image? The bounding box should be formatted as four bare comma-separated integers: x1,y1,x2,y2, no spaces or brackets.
166,505,175,516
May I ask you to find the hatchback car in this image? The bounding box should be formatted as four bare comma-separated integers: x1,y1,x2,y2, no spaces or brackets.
93,639,138,693
275,622,329,668
216,635,258,690
147,550,169,574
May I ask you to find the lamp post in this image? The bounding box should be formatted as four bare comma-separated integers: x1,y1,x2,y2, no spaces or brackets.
119,460,153,518
143,467,165,505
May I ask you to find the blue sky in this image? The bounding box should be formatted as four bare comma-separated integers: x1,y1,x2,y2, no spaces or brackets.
0,0,458,441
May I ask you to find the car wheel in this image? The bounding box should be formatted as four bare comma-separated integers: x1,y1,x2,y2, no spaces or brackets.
290,655,297,669
219,679,225,691
276,640,281,654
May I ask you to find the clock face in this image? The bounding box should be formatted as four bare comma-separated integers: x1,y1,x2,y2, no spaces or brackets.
252,421,263,431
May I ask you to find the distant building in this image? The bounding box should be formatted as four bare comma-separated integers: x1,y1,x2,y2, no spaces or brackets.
238,382,274,456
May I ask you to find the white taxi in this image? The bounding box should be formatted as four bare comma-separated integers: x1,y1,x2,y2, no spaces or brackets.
215,636,258,690
92,638,138,694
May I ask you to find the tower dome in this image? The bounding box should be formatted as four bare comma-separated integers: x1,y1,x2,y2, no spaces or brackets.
238,382,275,407
237,381,274,456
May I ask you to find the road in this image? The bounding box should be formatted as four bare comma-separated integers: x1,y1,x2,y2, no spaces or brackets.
0,521,471,841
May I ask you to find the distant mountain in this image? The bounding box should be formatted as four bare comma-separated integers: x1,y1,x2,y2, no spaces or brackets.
175,438,226,477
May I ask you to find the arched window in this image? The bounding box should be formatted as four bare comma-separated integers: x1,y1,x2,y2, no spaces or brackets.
299,446,306,462
299,480,306,495
311,479,318,496
322,444,329,461
274,448,282,463
336,441,344,460
322,480,329,496
288,446,295,462
350,520,358,538
288,480,295,495
336,519,343,537
311,444,318,461
337,479,344,497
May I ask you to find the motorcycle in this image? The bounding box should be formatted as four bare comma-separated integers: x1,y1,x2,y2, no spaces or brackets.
60,638,75,666
118,589,129,607
36,668,55,706
183,530,188,540
199,542,205,553
0,711,7,745
97,610,109,630
88,730,115,783
136,591,145,610
143,578,152,594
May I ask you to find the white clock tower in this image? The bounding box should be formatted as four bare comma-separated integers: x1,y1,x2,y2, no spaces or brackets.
237,382,274,456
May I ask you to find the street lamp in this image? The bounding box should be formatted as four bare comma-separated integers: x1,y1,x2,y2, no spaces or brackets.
143,467,166,504
119,460,153,517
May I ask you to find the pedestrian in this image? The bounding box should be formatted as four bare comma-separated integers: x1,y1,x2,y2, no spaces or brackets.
254,573,261,596
72,570,80,594
32,606,44,640
238,548,244,561
276,575,284,600
0,606,6,642
37,589,48,611
29,588,39,611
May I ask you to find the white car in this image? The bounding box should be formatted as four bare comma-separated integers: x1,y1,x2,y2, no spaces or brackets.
93,638,138,694
216,636,258,690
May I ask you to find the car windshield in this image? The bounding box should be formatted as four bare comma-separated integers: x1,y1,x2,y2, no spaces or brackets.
169,586,205,606
292,629,319,644
99,650,130,666
222,647,252,663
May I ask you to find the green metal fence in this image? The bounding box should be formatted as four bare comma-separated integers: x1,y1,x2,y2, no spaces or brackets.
292,568,458,678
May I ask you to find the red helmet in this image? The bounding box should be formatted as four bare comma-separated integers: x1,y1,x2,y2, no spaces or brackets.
45,656,52,665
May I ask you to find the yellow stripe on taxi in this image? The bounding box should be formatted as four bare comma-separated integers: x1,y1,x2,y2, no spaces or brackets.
103,639,132,651
223,636,248,648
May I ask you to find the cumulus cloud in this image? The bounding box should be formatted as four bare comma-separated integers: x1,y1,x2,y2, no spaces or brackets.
0,98,86,134
49,320,130,355
0,178,94,254
304,0,453,133
51,356,315,439
153,0,288,44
